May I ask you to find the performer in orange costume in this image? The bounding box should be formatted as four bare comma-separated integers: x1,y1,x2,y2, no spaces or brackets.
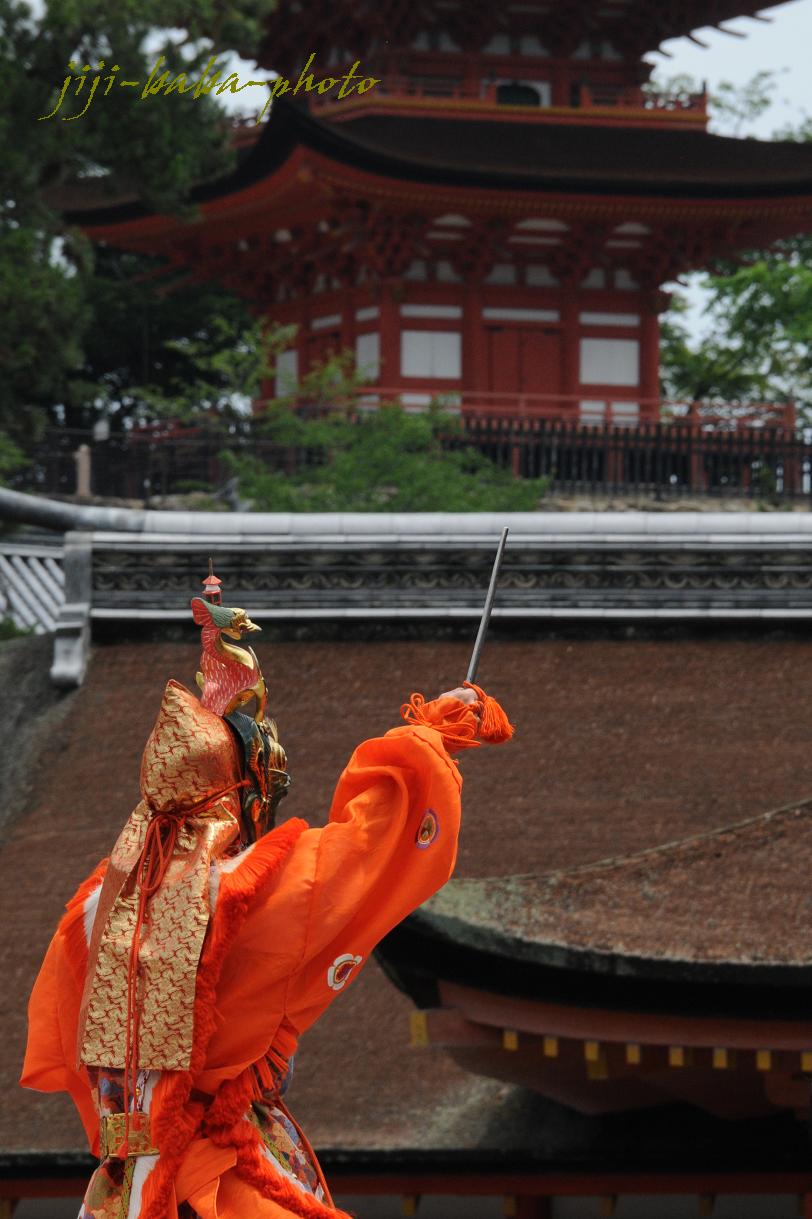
21,571,513,1219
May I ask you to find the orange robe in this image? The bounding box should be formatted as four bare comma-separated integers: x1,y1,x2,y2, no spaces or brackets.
22,702,474,1219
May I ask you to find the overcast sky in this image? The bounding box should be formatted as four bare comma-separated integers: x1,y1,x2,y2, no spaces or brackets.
645,0,812,137
639,0,812,333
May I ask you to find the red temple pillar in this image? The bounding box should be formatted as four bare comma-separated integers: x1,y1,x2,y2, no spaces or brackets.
639,307,660,421
378,282,400,398
560,284,579,414
464,281,486,410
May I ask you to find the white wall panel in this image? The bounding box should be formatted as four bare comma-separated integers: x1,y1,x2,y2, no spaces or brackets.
580,338,639,386
275,348,298,396
483,307,559,322
579,311,641,327
400,304,462,319
355,332,380,380
401,330,462,378
311,313,341,331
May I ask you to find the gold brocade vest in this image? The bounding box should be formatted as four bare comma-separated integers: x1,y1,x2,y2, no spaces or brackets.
77,681,243,1072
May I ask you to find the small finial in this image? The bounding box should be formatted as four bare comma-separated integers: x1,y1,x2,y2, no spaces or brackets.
202,559,223,605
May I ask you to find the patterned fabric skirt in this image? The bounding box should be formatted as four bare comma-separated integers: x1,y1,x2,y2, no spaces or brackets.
78,1058,326,1219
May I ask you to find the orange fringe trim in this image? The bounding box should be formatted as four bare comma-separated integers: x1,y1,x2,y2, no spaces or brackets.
202,1069,353,1219
400,685,514,753
59,858,110,991
233,1134,354,1219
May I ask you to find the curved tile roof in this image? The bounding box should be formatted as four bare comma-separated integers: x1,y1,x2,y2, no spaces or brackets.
57,98,812,229
416,796,812,978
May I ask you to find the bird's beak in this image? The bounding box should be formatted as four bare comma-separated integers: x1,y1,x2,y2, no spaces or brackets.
242,616,261,634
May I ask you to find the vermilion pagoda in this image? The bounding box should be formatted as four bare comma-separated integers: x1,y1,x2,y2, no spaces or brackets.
72,0,812,428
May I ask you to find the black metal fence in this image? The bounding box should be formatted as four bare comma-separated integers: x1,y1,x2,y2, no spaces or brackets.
11,419,812,502
462,417,811,499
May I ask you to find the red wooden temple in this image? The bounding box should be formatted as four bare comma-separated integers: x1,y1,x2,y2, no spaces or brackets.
69,0,812,431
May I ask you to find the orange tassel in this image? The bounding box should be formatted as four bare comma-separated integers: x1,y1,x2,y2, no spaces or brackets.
400,692,480,753
400,686,514,751
462,681,515,743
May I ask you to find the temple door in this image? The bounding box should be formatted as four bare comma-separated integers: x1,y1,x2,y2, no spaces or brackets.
487,328,520,399
519,327,562,413
487,326,562,412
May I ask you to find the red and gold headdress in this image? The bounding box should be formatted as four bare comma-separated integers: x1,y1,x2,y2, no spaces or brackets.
189,563,290,841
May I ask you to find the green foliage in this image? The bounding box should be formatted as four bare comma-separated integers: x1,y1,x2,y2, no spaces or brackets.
0,431,26,485
0,226,88,445
223,344,548,512
0,615,32,641
55,247,279,431
658,296,772,404
0,0,278,441
269,348,360,419
707,70,780,137
224,401,548,512
653,72,812,417
660,241,812,417
2,0,241,223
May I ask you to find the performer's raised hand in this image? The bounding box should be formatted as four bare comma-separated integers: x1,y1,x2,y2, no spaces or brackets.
438,686,479,705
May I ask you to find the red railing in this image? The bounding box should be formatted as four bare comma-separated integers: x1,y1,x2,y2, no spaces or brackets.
580,84,706,114
309,77,707,122
292,387,795,432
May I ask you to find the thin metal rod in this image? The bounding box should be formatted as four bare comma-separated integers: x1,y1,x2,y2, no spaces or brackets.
466,527,509,685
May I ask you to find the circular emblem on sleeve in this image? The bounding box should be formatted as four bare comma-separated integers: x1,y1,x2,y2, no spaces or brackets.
327,953,362,991
416,809,439,850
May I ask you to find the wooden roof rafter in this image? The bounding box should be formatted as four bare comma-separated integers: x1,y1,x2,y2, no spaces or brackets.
257,0,779,67
617,0,774,58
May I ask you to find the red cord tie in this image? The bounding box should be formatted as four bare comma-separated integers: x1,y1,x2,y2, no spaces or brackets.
119,778,248,1158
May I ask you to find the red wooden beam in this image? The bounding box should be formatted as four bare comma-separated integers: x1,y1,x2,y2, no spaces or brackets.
327,1173,812,1196
7,1171,812,1202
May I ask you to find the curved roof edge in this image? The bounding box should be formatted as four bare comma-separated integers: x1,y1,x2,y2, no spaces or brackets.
5,487,812,542
63,96,812,231
378,793,812,1003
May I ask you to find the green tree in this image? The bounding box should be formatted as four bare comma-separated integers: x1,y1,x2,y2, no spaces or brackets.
0,0,277,457
658,293,773,405
70,250,278,434
652,72,812,418
225,396,548,512
690,237,812,416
